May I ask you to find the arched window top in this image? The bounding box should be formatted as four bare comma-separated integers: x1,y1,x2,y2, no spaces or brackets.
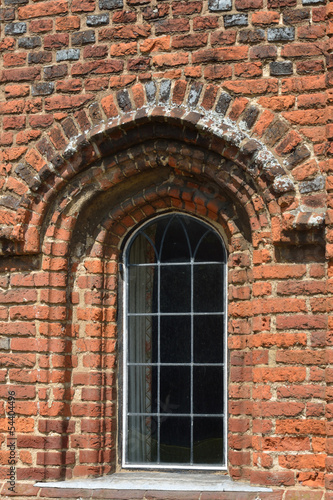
127,214,227,265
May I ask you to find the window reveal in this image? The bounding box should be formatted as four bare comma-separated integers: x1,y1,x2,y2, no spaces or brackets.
123,214,227,469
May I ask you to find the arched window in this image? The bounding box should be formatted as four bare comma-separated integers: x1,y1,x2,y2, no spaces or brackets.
123,214,227,469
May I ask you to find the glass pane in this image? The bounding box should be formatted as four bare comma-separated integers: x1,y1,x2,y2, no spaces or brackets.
193,367,223,414
160,217,191,262
160,265,191,313
194,315,224,364
160,316,191,363
129,232,157,265
193,417,224,464
193,264,223,312
127,415,157,463
160,366,190,414
160,417,191,464
128,366,157,414
128,265,156,314
128,315,155,363
194,232,225,262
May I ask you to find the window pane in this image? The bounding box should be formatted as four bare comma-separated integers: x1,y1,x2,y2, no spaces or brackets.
128,265,156,314
160,315,191,363
194,232,225,262
193,367,223,414
160,218,191,263
127,415,157,463
160,366,190,414
193,417,224,464
128,316,155,363
193,264,224,312
128,366,157,414
160,417,191,464
160,265,191,313
194,315,224,364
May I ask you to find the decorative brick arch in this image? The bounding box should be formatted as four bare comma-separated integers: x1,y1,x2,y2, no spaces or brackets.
0,79,326,256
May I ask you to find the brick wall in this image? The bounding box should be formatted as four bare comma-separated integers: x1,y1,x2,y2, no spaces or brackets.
0,0,332,498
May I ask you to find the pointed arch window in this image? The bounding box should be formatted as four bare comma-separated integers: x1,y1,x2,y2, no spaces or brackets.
123,214,227,470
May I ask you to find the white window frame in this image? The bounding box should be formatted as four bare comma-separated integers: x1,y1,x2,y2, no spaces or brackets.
122,213,228,471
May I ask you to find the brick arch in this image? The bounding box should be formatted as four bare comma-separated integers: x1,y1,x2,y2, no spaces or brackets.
0,79,325,255
48,181,253,480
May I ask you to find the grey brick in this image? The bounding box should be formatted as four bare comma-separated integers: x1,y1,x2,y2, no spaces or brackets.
4,0,28,5
72,30,95,46
0,8,15,21
145,81,157,103
18,36,41,49
224,14,248,27
43,64,68,80
56,49,80,62
270,61,293,76
215,92,232,116
267,27,295,42
299,176,325,194
188,82,203,107
32,82,55,97
86,14,109,26
99,0,123,9
5,22,26,35
159,80,171,103
0,338,10,350
302,0,324,3
117,90,131,112
208,0,232,11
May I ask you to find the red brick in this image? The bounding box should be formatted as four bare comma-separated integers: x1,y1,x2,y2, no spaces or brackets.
18,0,68,19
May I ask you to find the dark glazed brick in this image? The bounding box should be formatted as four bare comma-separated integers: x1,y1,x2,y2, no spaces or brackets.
18,36,41,49
270,61,293,76
264,119,289,147
188,82,203,107
241,106,260,129
32,82,55,97
99,0,123,9
5,22,26,35
72,31,95,46
4,0,27,5
286,144,311,168
250,45,277,59
87,14,110,26
43,64,68,80
0,8,15,21
283,9,310,24
215,92,232,115
224,14,248,27
239,29,265,44
28,52,52,64
209,0,232,11
36,137,56,161
15,163,41,190
0,195,20,210
117,89,132,111
267,27,295,41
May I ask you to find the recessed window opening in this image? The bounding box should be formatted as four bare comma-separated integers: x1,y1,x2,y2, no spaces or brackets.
123,214,227,470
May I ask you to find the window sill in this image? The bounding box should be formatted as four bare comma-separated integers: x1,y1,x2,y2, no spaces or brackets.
35,472,272,493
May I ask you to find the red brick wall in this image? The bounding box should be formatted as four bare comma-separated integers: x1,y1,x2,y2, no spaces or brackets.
0,0,332,498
